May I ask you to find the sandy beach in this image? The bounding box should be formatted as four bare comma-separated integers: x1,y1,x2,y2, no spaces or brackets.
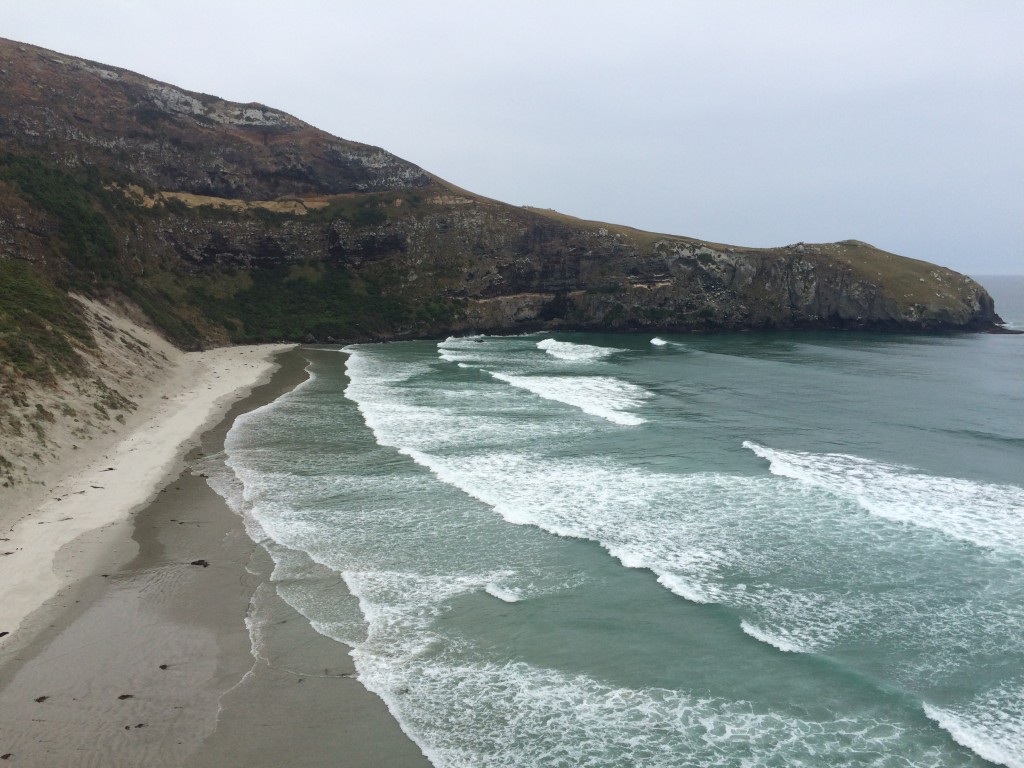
0,341,290,638
0,346,430,766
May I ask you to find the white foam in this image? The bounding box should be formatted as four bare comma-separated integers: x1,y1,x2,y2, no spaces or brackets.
330,529,936,764
656,573,720,605
484,584,521,603
344,346,433,387
200,459,272,545
536,337,624,361
385,443,1024,671
924,687,1024,768
218,465,957,765
399,449,770,607
214,343,1024,767
740,621,811,654
436,335,531,369
743,441,1024,554
650,337,669,346
350,655,942,767
232,353,1024,698
344,347,556,453
438,348,470,363
488,371,648,425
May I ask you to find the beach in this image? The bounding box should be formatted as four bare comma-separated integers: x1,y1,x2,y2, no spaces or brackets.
3,321,1020,767
0,345,429,767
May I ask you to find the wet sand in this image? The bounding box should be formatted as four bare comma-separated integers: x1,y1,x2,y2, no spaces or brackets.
0,349,431,767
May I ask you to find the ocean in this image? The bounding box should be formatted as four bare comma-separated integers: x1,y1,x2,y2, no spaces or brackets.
212,275,1023,767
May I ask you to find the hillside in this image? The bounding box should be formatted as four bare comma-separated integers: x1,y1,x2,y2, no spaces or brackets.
0,37,1006,488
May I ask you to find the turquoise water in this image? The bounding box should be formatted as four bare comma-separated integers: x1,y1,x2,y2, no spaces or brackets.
216,279,1023,767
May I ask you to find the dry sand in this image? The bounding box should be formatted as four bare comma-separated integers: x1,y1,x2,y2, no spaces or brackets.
0,344,430,766
0,341,290,637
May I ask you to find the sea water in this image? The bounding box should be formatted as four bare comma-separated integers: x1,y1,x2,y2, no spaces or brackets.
214,277,1023,767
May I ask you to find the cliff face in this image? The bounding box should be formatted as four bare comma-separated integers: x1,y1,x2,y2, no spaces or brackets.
97,185,997,341
0,38,1007,488
0,37,1003,369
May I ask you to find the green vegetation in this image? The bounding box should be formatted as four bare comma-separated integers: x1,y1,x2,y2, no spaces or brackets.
353,204,388,227
120,282,206,350
187,259,464,342
0,153,464,369
0,133,989,409
524,206,708,251
94,378,135,412
818,241,965,305
0,154,119,278
33,403,55,423
305,190,427,226
0,259,92,382
0,156,209,378
191,262,464,342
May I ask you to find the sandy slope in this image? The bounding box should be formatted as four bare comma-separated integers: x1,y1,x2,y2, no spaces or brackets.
0,296,292,641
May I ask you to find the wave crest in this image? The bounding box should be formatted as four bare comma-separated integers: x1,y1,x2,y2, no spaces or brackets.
536,338,623,361
743,441,1024,554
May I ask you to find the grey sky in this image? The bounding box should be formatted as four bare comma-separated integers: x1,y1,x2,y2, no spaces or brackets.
4,1,1022,274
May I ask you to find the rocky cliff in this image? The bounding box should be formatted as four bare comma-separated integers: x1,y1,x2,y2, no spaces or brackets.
0,37,1005,379
2,37,1010,489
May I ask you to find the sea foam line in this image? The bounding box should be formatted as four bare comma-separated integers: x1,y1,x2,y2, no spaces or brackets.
225,347,1020,767
342,350,1024,671
536,337,623,361
349,653,944,768
487,371,648,425
740,620,812,654
743,441,1024,554
924,696,1024,768
334,533,941,766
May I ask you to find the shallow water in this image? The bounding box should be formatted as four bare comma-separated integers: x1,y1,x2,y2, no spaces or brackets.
215,277,1024,767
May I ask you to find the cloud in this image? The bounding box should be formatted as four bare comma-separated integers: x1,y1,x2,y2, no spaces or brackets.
4,1,1022,273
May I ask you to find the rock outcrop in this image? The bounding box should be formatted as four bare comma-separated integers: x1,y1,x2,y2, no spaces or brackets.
0,36,1005,367
1,37,1010,489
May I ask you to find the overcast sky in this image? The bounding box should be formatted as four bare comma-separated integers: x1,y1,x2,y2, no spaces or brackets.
4,1,1022,275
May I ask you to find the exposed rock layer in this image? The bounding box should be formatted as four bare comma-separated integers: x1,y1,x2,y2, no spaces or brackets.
0,36,1004,359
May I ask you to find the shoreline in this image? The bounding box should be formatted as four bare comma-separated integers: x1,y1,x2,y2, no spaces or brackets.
0,346,430,766
0,342,292,640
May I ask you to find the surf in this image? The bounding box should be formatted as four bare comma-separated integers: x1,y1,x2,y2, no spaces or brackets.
212,336,1024,768
743,441,1024,554
536,337,624,361
486,371,649,425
